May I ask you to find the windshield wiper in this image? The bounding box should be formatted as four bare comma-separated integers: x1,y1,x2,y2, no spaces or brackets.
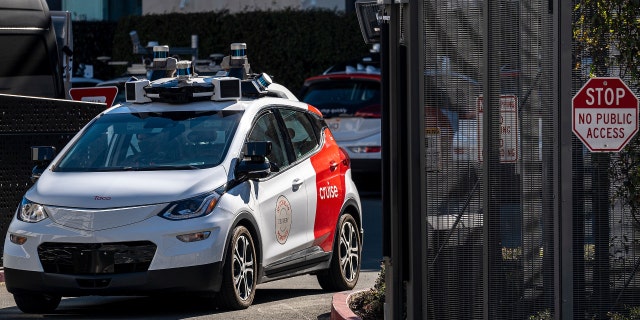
121,166,141,171
140,165,200,171
117,164,200,171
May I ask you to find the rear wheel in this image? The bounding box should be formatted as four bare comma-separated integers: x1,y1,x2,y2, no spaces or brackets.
13,293,61,314
317,213,361,291
218,225,257,310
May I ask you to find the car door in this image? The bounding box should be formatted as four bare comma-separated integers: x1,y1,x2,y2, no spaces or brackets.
248,110,310,267
279,108,323,247
281,107,345,253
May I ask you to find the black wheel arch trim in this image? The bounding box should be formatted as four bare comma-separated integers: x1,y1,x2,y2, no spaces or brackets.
221,210,263,279
340,197,362,236
323,197,362,267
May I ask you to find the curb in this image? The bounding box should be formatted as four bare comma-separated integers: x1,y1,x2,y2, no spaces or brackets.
330,290,363,320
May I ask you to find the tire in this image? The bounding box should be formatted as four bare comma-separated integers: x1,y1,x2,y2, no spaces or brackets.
13,293,61,314
218,225,257,310
317,213,361,291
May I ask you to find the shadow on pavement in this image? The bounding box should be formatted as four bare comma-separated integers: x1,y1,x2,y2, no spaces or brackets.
0,287,332,320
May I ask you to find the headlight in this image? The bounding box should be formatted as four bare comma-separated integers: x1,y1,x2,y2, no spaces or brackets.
18,198,49,223
159,190,222,220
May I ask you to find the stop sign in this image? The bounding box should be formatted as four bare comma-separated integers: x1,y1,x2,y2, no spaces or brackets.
572,77,639,152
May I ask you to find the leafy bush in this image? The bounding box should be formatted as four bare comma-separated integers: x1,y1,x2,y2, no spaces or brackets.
608,306,640,320
350,265,386,320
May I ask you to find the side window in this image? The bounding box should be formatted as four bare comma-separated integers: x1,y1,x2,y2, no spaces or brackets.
57,124,113,169
280,109,319,160
247,112,290,170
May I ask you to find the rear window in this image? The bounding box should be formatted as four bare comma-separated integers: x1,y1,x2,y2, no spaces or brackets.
301,79,380,118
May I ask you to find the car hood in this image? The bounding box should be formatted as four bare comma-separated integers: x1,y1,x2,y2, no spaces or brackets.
325,118,380,141
26,166,229,209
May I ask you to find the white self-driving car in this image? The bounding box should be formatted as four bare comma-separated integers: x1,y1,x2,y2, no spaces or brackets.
3,44,362,314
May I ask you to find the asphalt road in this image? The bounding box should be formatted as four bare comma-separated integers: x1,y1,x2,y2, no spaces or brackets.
0,194,383,319
0,271,380,320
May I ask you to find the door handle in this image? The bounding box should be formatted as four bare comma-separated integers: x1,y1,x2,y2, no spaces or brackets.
292,178,303,188
329,161,338,171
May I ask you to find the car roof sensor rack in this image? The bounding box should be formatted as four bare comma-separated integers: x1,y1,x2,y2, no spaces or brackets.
124,42,298,104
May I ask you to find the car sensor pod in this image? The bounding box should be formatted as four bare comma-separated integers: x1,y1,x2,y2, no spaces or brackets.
212,77,241,101
255,73,272,91
230,43,247,60
148,45,177,81
153,45,169,62
229,43,250,80
125,79,151,103
151,45,169,70
176,60,192,79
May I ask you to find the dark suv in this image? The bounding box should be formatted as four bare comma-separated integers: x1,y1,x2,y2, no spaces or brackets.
0,0,65,98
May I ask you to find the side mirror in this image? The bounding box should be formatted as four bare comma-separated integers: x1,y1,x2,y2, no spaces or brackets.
30,146,56,183
244,140,271,158
235,141,272,181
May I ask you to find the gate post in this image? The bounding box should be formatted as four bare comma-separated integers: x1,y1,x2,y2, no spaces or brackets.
379,0,427,319
556,0,575,318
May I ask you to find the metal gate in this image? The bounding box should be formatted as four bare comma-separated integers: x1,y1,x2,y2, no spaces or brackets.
371,0,640,318
423,0,555,318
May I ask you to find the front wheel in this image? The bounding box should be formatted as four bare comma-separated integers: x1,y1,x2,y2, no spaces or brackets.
13,293,61,314
218,225,257,310
317,213,361,291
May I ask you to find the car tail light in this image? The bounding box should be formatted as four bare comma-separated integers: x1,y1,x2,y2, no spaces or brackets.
348,146,381,153
354,104,381,118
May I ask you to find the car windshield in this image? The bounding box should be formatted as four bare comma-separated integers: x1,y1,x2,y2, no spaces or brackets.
54,110,242,172
302,79,380,118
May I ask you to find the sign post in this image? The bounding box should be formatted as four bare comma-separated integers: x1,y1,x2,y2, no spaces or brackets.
476,94,519,162
572,77,639,152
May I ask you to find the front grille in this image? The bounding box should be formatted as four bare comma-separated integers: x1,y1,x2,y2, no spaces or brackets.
38,241,156,275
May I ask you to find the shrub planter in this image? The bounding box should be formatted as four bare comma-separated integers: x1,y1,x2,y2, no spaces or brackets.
331,290,367,320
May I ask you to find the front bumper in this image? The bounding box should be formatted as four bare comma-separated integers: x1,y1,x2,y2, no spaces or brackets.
4,262,222,296
2,203,236,297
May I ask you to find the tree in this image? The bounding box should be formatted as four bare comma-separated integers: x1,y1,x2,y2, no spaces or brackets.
574,0,640,220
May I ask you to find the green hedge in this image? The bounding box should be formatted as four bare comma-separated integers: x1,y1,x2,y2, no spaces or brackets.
74,9,370,95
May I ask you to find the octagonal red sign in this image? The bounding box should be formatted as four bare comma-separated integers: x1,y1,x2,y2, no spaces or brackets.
572,77,639,152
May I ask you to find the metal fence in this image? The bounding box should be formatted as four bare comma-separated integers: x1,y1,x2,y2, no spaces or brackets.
0,94,104,265
416,0,640,318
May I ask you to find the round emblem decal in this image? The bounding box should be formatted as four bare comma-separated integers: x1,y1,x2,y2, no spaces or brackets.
275,195,292,244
